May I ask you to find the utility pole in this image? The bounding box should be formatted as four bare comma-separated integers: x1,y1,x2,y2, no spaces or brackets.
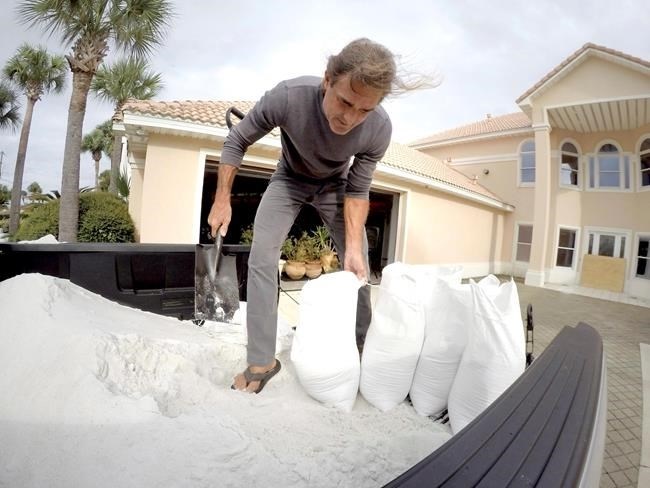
0,150,4,182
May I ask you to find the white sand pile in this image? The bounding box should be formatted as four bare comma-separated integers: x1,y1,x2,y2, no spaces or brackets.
0,274,451,488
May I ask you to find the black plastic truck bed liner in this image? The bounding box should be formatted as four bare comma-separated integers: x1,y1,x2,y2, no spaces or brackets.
0,242,250,321
385,322,606,487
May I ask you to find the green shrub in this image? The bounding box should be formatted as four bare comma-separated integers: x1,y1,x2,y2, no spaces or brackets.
14,191,135,243
77,192,135,242
14,199,60,241
0,214,9,234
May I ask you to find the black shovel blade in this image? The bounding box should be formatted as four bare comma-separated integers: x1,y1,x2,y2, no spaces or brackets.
195,235,241,323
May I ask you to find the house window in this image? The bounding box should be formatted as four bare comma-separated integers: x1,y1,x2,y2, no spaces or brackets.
587,230,627,259
516,224,533,262
640,138,650,188
519,140,535,185
588,143,630,190
560,142,580,187
637,237,650,279
556,228,577,267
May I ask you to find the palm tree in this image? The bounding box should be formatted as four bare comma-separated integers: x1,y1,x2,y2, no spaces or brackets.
27,181,42,195
92,57,162,194
27,181,49,204
18,0,173,242
3,43,66,234
0,82,21,132
81,124,109,188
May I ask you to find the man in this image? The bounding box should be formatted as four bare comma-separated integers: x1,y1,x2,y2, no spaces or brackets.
208,38,397,393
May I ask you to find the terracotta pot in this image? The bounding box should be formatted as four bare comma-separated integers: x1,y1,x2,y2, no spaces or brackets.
320,251,339,273
304,260,323,279
284,260,306,280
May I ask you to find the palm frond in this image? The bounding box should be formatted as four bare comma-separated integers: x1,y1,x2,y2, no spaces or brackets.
0,82,22,132
116,165,130,200
110,0,174,58
91,56,163,105
3,43,67,99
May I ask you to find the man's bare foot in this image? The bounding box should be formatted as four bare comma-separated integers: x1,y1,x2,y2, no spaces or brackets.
231,360,281,393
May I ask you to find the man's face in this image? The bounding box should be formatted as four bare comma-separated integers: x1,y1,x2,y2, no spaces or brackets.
321,73,383,135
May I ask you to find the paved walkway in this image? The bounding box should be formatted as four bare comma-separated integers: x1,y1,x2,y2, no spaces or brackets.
277,276,650,488
514,282,649,488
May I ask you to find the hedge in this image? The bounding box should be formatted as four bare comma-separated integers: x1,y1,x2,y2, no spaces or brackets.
14,192,135,243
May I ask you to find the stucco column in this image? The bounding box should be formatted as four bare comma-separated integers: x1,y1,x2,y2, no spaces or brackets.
128,161,144,243
524,122,552,287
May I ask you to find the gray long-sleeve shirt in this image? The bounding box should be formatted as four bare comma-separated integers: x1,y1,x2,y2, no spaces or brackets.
220,76,392,199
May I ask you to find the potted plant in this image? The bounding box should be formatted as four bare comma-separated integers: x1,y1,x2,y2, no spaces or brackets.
281,236,306,280
239,224,254,245
297,231,323,279
312,225,339,273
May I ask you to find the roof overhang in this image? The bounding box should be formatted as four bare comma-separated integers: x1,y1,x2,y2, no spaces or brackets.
376,163,514,212
120,112,281,150
517,45,650,107
517,44,650,133
543,96,650,133
409,126,534,149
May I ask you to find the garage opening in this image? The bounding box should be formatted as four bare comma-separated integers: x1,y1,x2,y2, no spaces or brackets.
199,161,398,275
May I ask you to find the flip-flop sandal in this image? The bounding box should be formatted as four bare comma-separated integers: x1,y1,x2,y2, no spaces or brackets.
231,360,282,394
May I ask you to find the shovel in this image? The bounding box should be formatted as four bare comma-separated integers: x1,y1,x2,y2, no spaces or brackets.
194,106,246,324
195,231,241,323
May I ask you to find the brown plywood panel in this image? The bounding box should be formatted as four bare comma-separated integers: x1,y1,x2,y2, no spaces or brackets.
579,254,626,292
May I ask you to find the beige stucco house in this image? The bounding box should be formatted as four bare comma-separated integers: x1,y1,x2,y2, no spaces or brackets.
117,101,512,278
411,43,650,300
116,42,649,301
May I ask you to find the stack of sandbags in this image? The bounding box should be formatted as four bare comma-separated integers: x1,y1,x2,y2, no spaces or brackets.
447,278,526,433
290,271,363,412
360,264,462,412
408,275,500,417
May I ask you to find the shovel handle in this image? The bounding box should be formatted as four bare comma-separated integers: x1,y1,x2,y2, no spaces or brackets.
213,231,224,269
225,107,246,129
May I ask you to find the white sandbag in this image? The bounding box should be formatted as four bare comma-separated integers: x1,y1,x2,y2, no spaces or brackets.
290,271,363,412
409,273,494,418
360,270,425,412
409,280,469,417
379,262,462,297
448,278,526,434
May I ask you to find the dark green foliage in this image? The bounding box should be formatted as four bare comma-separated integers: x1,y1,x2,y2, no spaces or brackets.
0,215,9,233
77,192,135,242
13,198,60,241
15,191,135,242
0,184,11,207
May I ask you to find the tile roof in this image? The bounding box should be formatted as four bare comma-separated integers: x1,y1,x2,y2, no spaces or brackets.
120,99,259,130
409,43,650,148
381,142,505,203
121,99,507,206
408,112,532,147
516,42,650,104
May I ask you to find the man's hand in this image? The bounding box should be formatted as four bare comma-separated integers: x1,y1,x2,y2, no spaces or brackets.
208,164,238,238
344,248,368,282
208,195,232,238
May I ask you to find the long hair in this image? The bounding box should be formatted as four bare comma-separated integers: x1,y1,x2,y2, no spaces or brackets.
326,38,438,99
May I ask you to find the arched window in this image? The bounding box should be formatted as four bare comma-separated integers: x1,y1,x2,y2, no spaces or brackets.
519,140,535,185
560,142,579,187
640,138,650,188
588,142,630,190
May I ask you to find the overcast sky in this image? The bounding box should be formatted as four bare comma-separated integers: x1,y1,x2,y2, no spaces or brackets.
1,0,649,193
